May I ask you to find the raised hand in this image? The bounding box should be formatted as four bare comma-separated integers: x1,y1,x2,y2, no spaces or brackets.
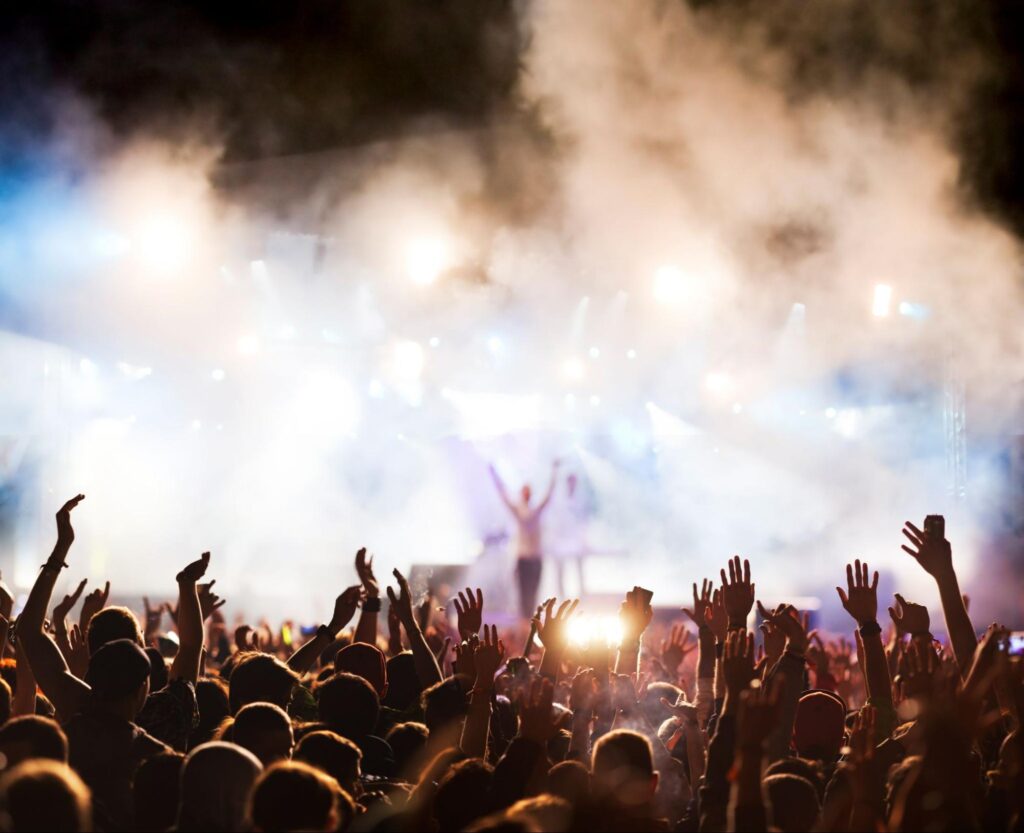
898,638,940,702
759,617,785,666
720,556,755,628
355,548,379,598
901,520,953,580
177,552,211,584
707,589,728,643
736,677,782,749
474,624,506,686
888,593,930,636
570,667,598,717
453,587,484,640
722,629,756,699
54,579,88,627
55,494,86,551
518,677,557,744
660,623,695,675
329,586,366,633
619,587,653,644
66,624,90,679
757,602,810,655
836,560,879,626
79,581,110,634
386,569,415,627
681,579,713,630
198,581,226,621
534,598,579,654
454,635,479,680
660,695,699,726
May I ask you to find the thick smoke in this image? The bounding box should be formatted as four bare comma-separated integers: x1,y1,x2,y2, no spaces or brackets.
1,1,1022,626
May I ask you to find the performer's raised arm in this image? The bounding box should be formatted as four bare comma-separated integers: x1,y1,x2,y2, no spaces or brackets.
488,463,515,512
534,459,562,515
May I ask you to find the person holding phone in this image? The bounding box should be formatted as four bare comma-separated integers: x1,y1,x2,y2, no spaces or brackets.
489,460,561,618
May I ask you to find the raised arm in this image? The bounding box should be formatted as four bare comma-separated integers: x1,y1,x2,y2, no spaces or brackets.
387,569,442,688
19,496,90,721
837,559,894,721
287,586,363,674
488,464,515,512
169,552,211,684
533,460,561,515
535,597,578,682
901,519,977,675
353,548,380,646
460,624,504,758
615,587,653,676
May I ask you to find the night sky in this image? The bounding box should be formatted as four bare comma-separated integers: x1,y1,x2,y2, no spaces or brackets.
3,0,1024,236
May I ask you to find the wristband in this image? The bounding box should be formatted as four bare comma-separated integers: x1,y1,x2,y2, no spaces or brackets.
41,561,67,573
362,597,382,613
858,621,882,638
910,630,932,641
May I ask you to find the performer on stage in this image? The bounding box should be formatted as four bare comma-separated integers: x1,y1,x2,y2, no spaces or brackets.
488,459,560,618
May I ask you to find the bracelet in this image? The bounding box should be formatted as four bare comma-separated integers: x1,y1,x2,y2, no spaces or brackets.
859,621,882,638
363,597,382,613
41,561,67,573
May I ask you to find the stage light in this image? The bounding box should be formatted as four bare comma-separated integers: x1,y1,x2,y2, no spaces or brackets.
653,264,686,305
368,379,385,398
237,335,261,356
136,214,192,275
589,347,601,359
732,402,743,414
899,301,930,320
210,368,226,382
567,614,623,649
405,236,448,286
487,336,504,354
590,395,601,407
626,349,637,360
117,361,152,381
250,260,268,279
429,337,441,348
562,357,586,382
704,371,734,398
872,284,892,317
393,340,425,380
191,419,202,431
825,407,837,419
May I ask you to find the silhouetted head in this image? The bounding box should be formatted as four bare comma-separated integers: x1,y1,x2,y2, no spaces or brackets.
0,760,91,832
249,760,342,832
433,758,494,832
229,652,300,714
317,673,379,741
134,750,184,832
86,606,143,654
547,759,590,805
793,691,846,761
592,730,658,813
178,741,262,833
335,643,388,698
382,651,420,711
85,639,151,717
232,703,294,766
763,773,820,832
385,722,429,779
294,730,362,796
0,716,68,767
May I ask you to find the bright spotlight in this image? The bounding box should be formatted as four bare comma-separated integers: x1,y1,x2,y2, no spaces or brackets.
566,614,623,649
653,265,686,305
237,335,261,356
393,340,425,380
872,284,892,317
136,214,192,275
704,371,734,398
210,368,226,382
487,336,504,355
405,237,448,286
562,357,586,382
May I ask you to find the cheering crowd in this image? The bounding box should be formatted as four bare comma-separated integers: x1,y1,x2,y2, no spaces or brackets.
0,493,1020,831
